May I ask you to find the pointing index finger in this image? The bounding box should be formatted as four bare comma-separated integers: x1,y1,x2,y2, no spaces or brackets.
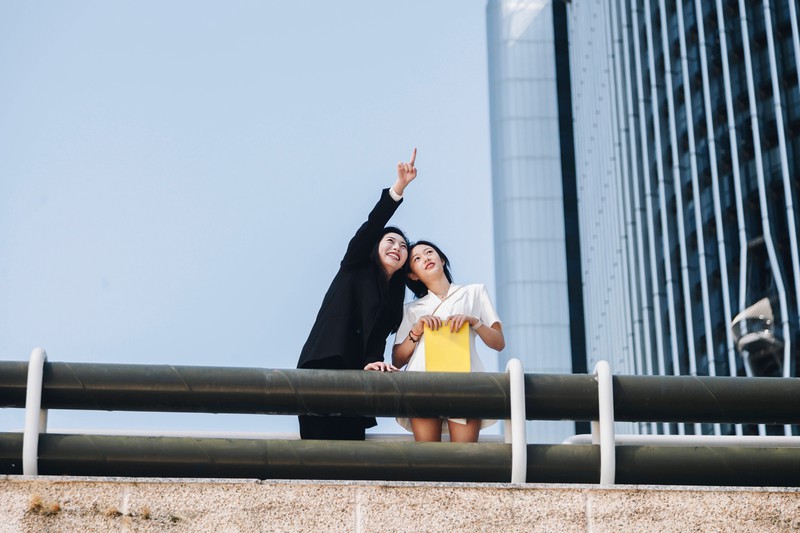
409,147,417,166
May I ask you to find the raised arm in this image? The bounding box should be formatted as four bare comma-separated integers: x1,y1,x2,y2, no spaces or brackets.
341,149,418,267
393,147,417,196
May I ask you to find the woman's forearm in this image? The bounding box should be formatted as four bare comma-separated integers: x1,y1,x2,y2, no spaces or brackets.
476,323,505,351
392,338,416,368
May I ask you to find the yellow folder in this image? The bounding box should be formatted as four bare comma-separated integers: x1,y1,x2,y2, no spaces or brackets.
424,323,471,372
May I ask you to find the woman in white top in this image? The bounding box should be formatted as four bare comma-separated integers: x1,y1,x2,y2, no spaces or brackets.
392,240,505,442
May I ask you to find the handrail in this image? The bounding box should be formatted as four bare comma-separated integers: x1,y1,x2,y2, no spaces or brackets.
22,348,48,477
504,358,526,484
2,432,799,486
564,434,800,447
592,360,615,484
3,354,800,484
2,360,799,424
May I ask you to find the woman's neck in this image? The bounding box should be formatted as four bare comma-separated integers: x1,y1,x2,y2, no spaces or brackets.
428,279,451,299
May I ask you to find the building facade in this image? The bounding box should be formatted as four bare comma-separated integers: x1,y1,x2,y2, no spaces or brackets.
487,0,586,443
487,0,800,439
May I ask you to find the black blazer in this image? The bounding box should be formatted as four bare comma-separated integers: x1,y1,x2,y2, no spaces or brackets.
297,188,403,370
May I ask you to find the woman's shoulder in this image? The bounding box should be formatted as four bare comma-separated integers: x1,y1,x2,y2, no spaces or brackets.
403,293,434,310
460,283,487,293
458,284,495,304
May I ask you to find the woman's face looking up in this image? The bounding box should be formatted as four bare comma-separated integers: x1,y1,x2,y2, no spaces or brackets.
378,232,408,276
408,244,445,283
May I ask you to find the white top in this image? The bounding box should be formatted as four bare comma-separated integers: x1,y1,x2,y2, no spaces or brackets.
393,283,502,433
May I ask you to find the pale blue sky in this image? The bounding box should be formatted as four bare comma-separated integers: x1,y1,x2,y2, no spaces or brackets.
0,1,496,435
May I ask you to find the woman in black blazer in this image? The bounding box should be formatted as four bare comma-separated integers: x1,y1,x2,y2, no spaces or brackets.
296,149,418,440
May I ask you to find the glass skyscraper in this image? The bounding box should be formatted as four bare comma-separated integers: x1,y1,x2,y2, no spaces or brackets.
487,0,800,440
487,0,584,443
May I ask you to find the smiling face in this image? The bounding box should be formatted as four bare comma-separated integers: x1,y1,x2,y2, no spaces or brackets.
408,244,446,284
377,232,408,277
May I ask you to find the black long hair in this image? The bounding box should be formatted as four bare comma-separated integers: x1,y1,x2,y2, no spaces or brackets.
404,240,454,299
370,226,410,332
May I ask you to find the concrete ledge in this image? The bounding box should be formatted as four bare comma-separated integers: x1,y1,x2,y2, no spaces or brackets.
1,476,799,532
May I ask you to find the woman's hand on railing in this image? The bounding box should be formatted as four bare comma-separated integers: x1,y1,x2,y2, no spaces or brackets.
364,361,398,372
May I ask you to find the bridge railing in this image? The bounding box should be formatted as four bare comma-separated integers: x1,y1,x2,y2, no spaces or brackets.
1,348,799,486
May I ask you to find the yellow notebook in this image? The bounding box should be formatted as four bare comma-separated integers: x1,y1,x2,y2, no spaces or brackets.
424,323,471,372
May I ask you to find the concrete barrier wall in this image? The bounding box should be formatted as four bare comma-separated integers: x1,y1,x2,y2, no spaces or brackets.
1,476,799,532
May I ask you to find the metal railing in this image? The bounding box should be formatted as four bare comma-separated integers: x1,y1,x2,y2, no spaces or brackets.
1,348,799,486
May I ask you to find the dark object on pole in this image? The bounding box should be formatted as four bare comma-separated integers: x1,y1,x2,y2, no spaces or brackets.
1,433,797,486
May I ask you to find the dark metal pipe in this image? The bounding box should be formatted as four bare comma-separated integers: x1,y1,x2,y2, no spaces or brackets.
526,444,599,483
0,361,28,408
0,432,510,482
1,433,798,486
0,362,514,419
523,373,598,420
2,361,800,423
614,445,800,487
612,375,800,425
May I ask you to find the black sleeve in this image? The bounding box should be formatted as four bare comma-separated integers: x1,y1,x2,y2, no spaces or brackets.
364,341,387,365
340,188,402,269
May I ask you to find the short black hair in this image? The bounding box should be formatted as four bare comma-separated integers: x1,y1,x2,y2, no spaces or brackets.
404,240,454,299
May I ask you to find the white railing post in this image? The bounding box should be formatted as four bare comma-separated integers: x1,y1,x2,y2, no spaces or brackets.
23,347,48,477
593,360,616,485
504,358,527,484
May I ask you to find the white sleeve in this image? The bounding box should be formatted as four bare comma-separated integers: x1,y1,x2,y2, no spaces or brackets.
388,187,403,201
477,284,502,327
